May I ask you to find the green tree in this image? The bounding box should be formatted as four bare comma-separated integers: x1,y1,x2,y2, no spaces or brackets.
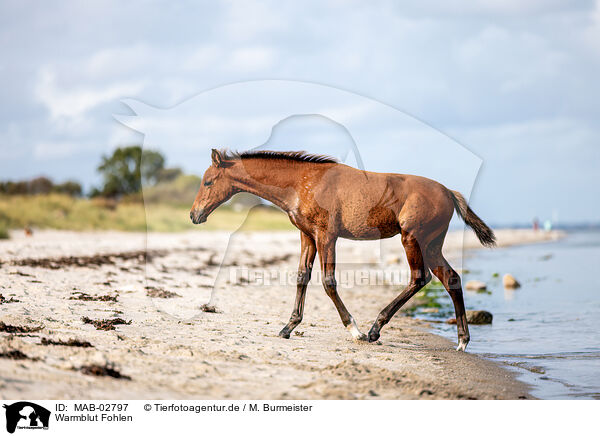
53,180,82,197
96,146,165,197
156,167,183,183
28,176,54,194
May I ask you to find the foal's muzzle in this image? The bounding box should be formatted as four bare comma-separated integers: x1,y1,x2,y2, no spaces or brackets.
190,209,207,224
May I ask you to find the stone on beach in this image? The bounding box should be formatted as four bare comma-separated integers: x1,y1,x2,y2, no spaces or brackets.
446,310,493,325
466,310,493,324
465,280,487,291
503,274,521,289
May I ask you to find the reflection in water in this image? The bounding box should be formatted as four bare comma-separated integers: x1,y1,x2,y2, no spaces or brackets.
503,288,515,301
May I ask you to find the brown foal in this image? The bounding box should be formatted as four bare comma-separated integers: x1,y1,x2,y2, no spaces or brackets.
190,149,496,351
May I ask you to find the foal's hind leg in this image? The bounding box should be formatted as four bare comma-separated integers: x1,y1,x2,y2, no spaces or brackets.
317,236,367,341
428,243,470,351
368,231,431,342
279,232,316,339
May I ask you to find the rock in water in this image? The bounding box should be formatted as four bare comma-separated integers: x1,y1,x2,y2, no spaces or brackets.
466,310,493,324
465,280,487,291
503,274,521,289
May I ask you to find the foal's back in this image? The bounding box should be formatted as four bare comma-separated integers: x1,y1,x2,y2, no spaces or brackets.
305,163,455,241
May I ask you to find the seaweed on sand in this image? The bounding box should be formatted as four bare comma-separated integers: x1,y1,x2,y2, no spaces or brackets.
0,321,43,333
69,292,118,302
78,364,131,380
41,337,93,348
81,316,131,331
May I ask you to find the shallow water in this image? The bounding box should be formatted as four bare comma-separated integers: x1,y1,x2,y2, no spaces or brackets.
418,230,600,399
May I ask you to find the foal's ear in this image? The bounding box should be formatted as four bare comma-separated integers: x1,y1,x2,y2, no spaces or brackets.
211,149,233,168
211,149,223,167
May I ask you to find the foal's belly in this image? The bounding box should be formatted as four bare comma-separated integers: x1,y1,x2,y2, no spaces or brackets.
338,208,401,240
339,226,401,241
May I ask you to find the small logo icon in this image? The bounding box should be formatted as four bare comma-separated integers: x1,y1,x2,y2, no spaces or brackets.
2,402,50,433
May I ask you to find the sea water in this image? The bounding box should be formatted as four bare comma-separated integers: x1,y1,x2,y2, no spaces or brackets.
418,231,600,399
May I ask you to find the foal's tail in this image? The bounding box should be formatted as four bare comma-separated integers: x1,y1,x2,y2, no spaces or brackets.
449,190,496,248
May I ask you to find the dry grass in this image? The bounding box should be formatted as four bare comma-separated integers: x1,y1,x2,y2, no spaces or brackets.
0,223,8,239
0,193,293,232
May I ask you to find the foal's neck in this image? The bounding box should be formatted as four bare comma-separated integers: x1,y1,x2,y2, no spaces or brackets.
229,159,306,211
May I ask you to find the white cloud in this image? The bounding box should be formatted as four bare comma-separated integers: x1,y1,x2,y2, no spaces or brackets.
451,118,598,161
222,0,286,41
182,45,221,71
581,0,600,53
35,67,147,120
391,0,587,18
456,25,567,93
227,47,276,72
84,44,155,78
33,141,86,159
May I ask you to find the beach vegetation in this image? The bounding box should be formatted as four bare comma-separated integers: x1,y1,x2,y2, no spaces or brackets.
0,191,292,232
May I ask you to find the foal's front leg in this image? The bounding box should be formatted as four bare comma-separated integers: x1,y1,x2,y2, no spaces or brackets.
279,232,316,339
318,236,367,342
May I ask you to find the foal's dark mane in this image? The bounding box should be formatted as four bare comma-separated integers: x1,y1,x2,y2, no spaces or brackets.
220,149,338,164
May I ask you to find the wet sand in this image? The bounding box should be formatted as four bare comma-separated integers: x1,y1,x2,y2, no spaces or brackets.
0,229,562,399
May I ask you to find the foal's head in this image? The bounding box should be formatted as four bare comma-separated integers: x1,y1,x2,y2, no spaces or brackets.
190,149,236,224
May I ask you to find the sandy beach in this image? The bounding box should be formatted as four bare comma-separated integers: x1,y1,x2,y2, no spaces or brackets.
0,228,562,400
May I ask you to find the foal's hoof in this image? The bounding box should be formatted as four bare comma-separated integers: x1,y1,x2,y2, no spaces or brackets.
278,329,291,339
455,336,469,351
456,341,468,352
368,330,380,343
354,333,368,342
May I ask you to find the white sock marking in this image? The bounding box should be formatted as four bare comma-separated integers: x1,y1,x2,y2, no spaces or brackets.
347,317,366,340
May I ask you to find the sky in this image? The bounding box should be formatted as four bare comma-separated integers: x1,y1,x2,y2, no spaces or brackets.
1,0,599,225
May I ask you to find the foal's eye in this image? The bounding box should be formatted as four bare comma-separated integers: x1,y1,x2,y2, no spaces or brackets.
204,180,213,187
